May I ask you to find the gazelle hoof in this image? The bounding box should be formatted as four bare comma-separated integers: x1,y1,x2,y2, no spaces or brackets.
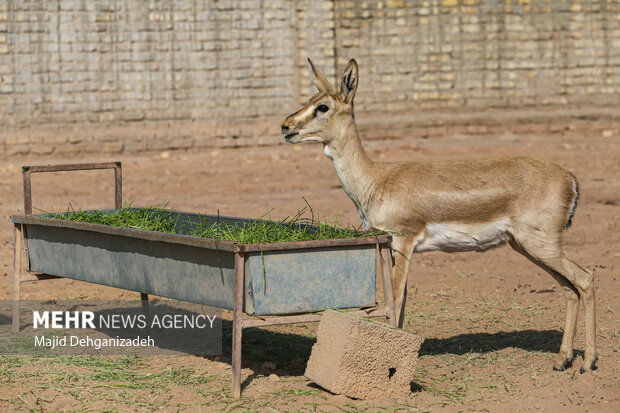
580,362,598,374
553,357,573,372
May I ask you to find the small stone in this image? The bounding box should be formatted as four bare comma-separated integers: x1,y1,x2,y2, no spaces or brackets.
160,151,170,159
268,373,280,382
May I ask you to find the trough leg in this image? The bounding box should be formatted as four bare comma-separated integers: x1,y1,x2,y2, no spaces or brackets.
140,293,150,315
380,244,398,328
12,224,22,333
231,251,245,397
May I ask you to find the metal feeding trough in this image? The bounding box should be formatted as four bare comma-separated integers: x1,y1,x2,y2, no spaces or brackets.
10,162,396,397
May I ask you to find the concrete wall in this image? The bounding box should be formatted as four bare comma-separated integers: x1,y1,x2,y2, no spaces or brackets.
333,0,620,112
0,0,302,127
0,0,618,156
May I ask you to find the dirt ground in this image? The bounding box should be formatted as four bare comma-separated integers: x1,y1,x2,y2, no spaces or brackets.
0,127,618,412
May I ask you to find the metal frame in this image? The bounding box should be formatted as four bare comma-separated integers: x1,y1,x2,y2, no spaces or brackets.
11,162,396,397
13,162,150,331
22,162,122,215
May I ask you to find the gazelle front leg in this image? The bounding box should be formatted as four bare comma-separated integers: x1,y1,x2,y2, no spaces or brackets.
391,235,416,328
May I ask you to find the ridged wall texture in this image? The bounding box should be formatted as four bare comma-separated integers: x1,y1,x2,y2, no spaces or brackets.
0,0,619,156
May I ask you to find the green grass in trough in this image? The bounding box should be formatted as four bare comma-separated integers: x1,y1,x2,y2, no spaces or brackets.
45,205,381,244
45,207,179,234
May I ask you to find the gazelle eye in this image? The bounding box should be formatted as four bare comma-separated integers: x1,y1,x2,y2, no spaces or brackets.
316,104,329,114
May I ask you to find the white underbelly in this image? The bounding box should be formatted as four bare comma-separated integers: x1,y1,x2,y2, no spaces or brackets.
414,219,511,253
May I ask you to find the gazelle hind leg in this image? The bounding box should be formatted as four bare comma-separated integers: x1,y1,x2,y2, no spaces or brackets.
548,273,580,371
510,240,579,370
391,235,415,329
560,256,597,372
510,236,597,372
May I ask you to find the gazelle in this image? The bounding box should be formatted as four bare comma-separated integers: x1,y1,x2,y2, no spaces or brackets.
281,58,597,373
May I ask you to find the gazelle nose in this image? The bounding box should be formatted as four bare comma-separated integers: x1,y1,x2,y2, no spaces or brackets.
281,124,290,134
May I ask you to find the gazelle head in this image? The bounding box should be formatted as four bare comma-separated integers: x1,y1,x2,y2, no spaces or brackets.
281,58,358,146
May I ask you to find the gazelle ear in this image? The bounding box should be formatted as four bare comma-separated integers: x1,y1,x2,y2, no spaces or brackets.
339,59,358,104
308,58,333,93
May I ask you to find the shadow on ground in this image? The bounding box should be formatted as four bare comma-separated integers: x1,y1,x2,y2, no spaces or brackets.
214,323,568,391
419,329,565,356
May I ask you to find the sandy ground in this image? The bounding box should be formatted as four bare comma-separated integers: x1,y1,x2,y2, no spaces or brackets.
0,129,618,412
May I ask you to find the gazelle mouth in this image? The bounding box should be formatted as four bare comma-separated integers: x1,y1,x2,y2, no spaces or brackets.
284,132,298,141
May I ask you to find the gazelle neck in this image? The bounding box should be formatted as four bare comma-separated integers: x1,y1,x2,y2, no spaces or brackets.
323,117,375,227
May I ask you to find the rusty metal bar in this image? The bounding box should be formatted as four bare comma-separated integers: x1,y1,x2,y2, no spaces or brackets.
242,314,323,328
237,234,391,253
12,224,22,332
21,162,122,215
114,163,122,209
231,250,245,398
24,162,121,174
23,170,32,215
241,307,389,329
380,244,397,327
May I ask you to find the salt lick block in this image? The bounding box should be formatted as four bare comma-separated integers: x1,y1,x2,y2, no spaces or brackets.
305,310,424,399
